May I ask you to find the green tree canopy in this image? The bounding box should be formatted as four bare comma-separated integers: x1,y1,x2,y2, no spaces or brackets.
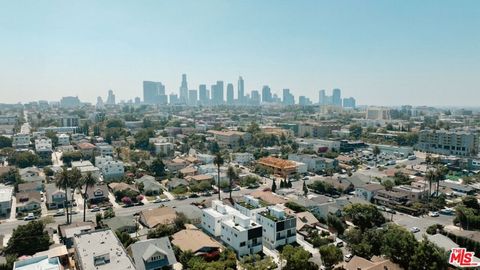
4,221,51,256
281,245,317,270
319,245,343,269
344,203,386,231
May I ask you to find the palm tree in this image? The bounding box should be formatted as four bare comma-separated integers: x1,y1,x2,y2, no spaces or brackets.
226,166,237,201
426,169,435,201
81,172,97,222
55,168,71,224
213,153,224,200
435,165,447,197
68,168,82,223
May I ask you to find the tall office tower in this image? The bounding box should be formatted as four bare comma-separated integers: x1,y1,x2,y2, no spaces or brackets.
332,88,342,107
199,84,208,105
134,97,141,104
211,81,224,105
96,96,105,109
188,90,198,106
143,81,163,104
299,96,311,106
106,89,116,105
318,89,326,105
169,93,179,105
343,97,356,108
283,89,295,105
237,76,244,104
261,85,272,103
226,83,234,105
251,90,261,105
179,74,189,104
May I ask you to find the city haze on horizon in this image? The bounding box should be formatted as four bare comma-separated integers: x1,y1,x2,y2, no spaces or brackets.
0,1,479,106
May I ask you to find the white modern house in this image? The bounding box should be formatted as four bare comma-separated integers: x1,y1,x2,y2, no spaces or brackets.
220,212,263,256
201,200,237,237
255,206,297,250
0,186,13,217
234,195,267,220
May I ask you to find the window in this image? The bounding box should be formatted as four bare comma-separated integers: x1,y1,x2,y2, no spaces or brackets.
240,241,246,247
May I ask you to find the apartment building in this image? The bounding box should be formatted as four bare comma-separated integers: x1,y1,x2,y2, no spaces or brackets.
207,130,251,148
234,195,267,219
201,200,238,237
297,122,341,138
95,156,124,180
257,157,297,177
255,206,297,249
416,129,479,157
288,154,338,173
12,133,31,149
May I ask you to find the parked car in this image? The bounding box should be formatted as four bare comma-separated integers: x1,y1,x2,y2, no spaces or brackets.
385,208,396,214
53,209,65,216
177,195,188,200
90,206,101,212
24,213,35,221
410,227,420,233
189,193,199,198
429,211,439,217
344,254,353,262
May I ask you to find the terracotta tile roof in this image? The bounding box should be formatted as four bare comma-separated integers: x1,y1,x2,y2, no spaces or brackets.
258,157,296,169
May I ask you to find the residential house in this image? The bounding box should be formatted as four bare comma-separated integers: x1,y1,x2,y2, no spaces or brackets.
127,237,178,270
202,200,238,237
45,183,72,209
96,143,114,156
18,182,43,193
220,212,263,256
73,229,135,270
355,183,384,202
71,160,101,179
166,178,188,192
104,216,137,234
256,206,297,249
295,211,320,231
85,184,109,205
135,175,162,195
179,166,197,177
342,255,401,270
76,142,96,157
57,133,70,146
171,226,222,259
288,154,338,173
19,167,44,184
0,186,13,217
58,221,95,248
139,207,177,228
16,191,42,213
185,174,213,186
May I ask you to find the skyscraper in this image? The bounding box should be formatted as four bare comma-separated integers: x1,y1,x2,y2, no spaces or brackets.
332,88,342,107
211,81,224,105
261,85,272,103
343,97,356,108
106,89,116,105
143,81,166,104
251,90,260,105
199,84,208,105
179,74,189,104
318,89,326,105
188,90,198,106
283,89,295,105
237,76,244,104
226,83,234,105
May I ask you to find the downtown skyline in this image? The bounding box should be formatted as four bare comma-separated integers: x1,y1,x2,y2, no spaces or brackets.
0,1,479,106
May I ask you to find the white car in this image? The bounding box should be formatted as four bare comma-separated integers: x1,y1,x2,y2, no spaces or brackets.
24,213,35,221
90,207,101,212
429,211,439,217
410,227,420,233
344,254,353,262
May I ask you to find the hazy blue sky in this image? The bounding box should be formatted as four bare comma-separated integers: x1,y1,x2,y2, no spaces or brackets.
0,1,479,106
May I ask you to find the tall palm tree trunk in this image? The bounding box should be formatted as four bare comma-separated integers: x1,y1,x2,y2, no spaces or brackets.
83,185,89,222
64,184,69,224
217,166,221,200
229,175,232,201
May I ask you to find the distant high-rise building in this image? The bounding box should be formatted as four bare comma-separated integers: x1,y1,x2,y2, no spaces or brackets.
283,89,295,105
169,93,179,105
261,85,272,103
143,81,165,104
96,97,104,109
134,97,141,104
179,74,189,104
251,90,260,105
199,84,209,105
237,76,244,104
299,96,312,106
318,90,326,105
332,88,342,107
188,90,198,106
106,89,116,105
60,96,81,108
343,97,356,108
226,83,234,105
211,81,224,105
